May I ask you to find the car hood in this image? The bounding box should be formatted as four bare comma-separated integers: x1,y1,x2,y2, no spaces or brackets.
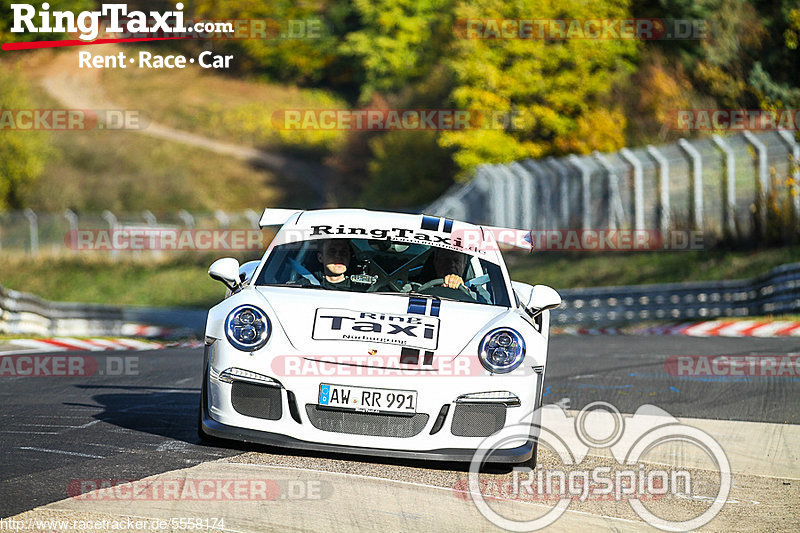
254,286,508,357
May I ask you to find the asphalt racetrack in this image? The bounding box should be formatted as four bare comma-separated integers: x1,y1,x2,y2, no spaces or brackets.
1,335,798,531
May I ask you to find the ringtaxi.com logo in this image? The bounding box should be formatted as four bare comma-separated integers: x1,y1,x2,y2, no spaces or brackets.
466,402,730,531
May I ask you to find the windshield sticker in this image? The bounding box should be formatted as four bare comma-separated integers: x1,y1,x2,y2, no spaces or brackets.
308,225,485,254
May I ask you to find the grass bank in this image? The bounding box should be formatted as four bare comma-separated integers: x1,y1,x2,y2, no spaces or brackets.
2,246,799,308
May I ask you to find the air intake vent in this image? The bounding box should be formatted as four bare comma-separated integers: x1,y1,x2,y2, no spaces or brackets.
451,403,506,437
231,381,282,420
305,406,428,438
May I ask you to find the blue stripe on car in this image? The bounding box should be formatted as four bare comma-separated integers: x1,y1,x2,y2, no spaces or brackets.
408,296,427,315
421,216,440,231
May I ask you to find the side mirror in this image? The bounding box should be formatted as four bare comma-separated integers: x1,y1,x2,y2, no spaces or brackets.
512,281,562,318
238,260,261,285
209,258,241,290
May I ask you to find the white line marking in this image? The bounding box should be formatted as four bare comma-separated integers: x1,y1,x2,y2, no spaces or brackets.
19,447,105,458
75,419,102,429
2,431,61,435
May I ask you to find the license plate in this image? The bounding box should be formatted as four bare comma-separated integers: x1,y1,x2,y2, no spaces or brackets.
318,383,417,414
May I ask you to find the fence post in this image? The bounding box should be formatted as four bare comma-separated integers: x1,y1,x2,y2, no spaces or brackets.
64,209,78,254
545,157,571,229
776,130,800,225
711,135,737,237
472,168,493,225
509,162,534,230
742,131,769,237
521,160,549,229
178,209,195,228
214,210,230,229
23,208,38,257
244,209,260,229
142,210,157,226
101,210,118,260
646,145,671,236
619,148,644,231
593,152,625,230
497,165,520,228
567,154,592,229
678,139,704,230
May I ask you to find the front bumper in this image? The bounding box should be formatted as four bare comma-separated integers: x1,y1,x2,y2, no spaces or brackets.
200,409,536,463
200,343,545,464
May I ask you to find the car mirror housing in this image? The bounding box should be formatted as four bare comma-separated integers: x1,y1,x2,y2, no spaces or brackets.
209,257,241,290
512,281,562,318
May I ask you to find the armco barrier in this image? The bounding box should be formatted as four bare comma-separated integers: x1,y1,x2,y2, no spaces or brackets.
0,285,205,337
2,262,799,334
553,262,800,326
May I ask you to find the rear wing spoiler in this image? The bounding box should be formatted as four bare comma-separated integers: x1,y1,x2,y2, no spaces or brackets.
259,208,303,228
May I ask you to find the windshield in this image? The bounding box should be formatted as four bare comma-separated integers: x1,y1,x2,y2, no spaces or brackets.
255,238,511,307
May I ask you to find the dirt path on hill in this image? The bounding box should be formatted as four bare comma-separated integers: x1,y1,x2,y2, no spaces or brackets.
36,48,332,206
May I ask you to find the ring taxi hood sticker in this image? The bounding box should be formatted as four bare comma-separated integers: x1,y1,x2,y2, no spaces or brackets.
312,308,440,351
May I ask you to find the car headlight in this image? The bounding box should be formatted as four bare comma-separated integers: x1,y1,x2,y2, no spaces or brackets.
224,305,271,351
478,328,525,373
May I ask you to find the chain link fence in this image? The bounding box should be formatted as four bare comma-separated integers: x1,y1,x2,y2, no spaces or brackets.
427,130,800,242
0,208,266,258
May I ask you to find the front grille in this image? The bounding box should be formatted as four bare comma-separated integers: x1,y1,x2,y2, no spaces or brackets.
451,403,506,437
231,381,282,420
305,405,428,438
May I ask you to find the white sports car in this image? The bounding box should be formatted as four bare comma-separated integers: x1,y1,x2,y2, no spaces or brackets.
199,208,561,464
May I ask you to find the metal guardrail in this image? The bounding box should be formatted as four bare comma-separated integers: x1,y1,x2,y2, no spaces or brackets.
0,285,206,337
2,263,798,335
552,262,800,326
